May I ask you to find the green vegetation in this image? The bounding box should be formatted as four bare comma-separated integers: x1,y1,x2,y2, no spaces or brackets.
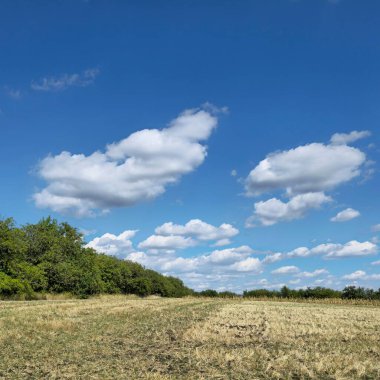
0,217,192,299
243,285,380,300
1,217,380,301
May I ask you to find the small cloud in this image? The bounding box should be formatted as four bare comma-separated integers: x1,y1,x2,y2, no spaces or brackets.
86,230,138,259
271,265,300,275
295,269,329,278
247,192,332,227
372,224,380,233
330,130,371,145
31,68,100,92
330,208,360,222
212,238,232,247
342,270,380,281
231,169,237,177
4,86,22,99
371,260,380,266
201,102,229,114
343,270,366,280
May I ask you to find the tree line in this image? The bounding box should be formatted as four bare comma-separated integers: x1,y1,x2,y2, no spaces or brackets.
196,286,380,300
0,217,192,299
1,217,379,301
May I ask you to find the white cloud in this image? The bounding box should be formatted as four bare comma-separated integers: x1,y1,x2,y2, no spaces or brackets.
372,224,380,233
231,169,237,177
343,270,366,280
33,107,218,216
31,68,100,92
322,241,377,258
138,235,196,253
137,219,239,253
262,252,283,264
343,270,380,281
287,247,310,258
296,269,329,278
245,142,366,196
244,135,367,227
248,192,331,226
160,257,199,272
271,266,300,275
127,244,259,275
267,240,377,263
371,260,380,266
330,130,371,146
230,257,262,273
86,230,137,259
212,238,232,247
206,246,253,265
291,241,377,259
331,208,360,222
155,219,238,243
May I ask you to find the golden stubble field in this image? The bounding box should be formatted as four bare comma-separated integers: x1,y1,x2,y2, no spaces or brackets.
1,296,380,379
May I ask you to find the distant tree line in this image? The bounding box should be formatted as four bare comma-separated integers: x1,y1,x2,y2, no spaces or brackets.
197,286,380,300
243,286,380,300
0,217,193,299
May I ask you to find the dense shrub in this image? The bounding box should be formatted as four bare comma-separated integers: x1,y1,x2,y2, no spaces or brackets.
0,217,192,299
0,272,33,299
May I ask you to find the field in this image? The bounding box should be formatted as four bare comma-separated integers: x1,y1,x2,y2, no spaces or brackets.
1,296,380,379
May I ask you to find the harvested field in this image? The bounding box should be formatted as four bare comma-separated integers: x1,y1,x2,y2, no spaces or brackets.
1,296,380,379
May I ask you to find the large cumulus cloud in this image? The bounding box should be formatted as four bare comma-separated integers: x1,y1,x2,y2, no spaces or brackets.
34,107,218,217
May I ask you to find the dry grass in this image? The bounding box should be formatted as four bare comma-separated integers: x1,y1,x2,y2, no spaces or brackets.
1,296,380,379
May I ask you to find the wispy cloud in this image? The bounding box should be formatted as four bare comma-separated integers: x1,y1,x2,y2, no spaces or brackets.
4,86,22,99
31,68,100,92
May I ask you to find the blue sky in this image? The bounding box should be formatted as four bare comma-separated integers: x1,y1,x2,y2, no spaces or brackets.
1,0,380,292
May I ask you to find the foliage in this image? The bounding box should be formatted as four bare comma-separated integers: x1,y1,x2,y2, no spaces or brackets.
243,286,380,300
0,217,192,299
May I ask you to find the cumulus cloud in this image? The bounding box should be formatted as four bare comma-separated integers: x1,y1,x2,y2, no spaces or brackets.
372,224,380,233
137,235,196,254
126,244,259,275
343,270,380,281
342,270,366,280
322,241,377,258
155,219,238,245
295,269,329,278
262,252,283,264
244,134,368,227
86,230,137,259
206,246,253,265
33,107,218,216
229,257,262,273
245,142,366,196
31,68,100,92
330,208,360,222
261,240,378,265
288,240,378,259
330,130,371,146
371,260,380,266
271,266,300,275
248,192,331,226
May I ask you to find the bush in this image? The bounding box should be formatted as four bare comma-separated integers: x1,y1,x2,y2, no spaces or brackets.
0,272,34,299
